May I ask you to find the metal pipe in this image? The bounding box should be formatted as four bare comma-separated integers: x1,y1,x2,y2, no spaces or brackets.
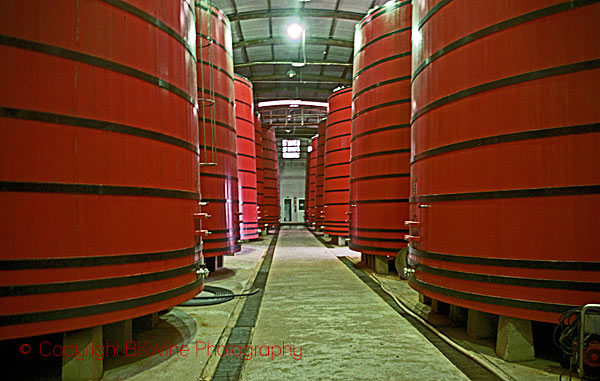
236,61,352,67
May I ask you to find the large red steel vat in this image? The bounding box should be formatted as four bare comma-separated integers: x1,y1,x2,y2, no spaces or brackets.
261,126,280,230
196,1,240,257
324,87,352,237
234,75,258,240
304,152,312,227
350,0,412,257
408,0,600,323
307,137,318,229
0,0,202,340
255,114,265,231
315,120,326,231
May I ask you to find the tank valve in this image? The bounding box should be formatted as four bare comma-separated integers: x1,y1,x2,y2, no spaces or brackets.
196,267,210,280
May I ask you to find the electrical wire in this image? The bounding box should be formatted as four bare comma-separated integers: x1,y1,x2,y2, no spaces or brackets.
179,286,259,307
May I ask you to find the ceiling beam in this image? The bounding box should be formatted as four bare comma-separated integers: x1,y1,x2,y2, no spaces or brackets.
234,36,353,49
236,61,352,68
250,74,351,83
253,87,334,95
228,8,364,22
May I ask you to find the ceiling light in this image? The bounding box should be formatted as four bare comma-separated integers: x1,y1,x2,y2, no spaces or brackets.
291,62,305,67
286,23,304,40
285,129,291,133
257,100,329,109
287,69,296,78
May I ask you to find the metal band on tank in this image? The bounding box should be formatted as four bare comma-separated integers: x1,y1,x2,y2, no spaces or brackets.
409,246,600,271
0,263,200,296
413,0,600,80
412,59,600,122
410,184,600,203
0,181,199,199
0,35,196,105
0,279,203,326
0,247,196,270
102,0,197,60
412,123,600,163
415,264,600,291
410,277,578,313
0,107,198,154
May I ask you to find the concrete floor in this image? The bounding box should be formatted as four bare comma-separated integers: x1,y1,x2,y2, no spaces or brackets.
101,237,273,380
239,229,469,380
90,227,567,380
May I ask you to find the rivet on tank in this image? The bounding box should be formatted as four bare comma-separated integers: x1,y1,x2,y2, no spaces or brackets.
408,0,600,323
0,0,203,340
350,0,412,258
196,1,241,265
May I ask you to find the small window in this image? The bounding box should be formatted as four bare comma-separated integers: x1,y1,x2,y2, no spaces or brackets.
282,139,300,159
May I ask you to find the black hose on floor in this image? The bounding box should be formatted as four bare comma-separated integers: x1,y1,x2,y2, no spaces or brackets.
178,285,259,307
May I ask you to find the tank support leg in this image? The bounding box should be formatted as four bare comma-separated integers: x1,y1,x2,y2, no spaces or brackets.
449,305,467,327
495,315,534,362
133,312,159,331
330,235,345,246
62,326,103,381
103,319,132,354
467,309,497,339
373,255,388,274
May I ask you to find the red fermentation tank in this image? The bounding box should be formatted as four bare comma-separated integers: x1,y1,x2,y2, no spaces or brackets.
304,153,312,227
261,126,281,231
315,120,326,231
324,87,352,238
408,0,600,323
0,0,202,340
234,75,258,240
197,1,240,260
350,0,412,257
255,114,265,231
307,137,318,229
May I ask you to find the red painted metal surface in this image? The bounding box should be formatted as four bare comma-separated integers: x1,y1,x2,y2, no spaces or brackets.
409,0,600,323
315,120,326,231
307,137,318,229
350,0,412,256
0,0,201,340
234,75,258,240
255,115,265,231
324,87,352,237
261,127,280,230
196,1,240,257
304,151,311,227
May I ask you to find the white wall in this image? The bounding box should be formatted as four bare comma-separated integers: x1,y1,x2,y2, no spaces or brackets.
277,138,309,223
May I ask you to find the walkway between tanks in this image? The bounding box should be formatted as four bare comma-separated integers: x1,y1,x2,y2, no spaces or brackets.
238,228,469,380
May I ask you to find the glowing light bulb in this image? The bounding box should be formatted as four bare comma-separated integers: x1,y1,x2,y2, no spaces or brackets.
287,23,304,40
